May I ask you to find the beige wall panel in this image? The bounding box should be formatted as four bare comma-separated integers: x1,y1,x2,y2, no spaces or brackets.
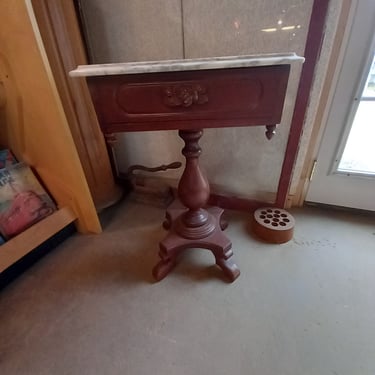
183,0,311,58
79,0,339,201
80,0,184,63
110,0,311,200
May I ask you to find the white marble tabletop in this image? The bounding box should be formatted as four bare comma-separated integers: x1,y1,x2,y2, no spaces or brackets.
69,53,304,77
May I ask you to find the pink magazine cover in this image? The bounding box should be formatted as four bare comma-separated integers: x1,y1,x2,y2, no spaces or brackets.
0,162,56,239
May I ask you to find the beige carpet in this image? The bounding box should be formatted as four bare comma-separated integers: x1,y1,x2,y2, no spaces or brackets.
0,201,374,375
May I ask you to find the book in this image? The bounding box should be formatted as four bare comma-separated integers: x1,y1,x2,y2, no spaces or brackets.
0,149,17,169
0,162,56,239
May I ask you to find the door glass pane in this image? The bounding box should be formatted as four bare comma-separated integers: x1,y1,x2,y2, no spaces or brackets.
338,53,375,175
363,54,375,97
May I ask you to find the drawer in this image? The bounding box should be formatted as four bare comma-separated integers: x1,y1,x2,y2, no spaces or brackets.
87,65,290,133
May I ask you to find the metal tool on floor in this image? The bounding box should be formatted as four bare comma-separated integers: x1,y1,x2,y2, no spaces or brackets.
127,161,182,207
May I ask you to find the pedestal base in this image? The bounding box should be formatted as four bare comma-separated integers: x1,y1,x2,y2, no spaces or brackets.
153,204,240,282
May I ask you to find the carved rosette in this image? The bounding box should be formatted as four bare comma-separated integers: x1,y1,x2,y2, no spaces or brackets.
163,84,208,108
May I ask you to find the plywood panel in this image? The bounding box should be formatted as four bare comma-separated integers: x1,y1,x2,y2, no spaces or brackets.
31,0,122,210
0,0,101,234
0,207,76,273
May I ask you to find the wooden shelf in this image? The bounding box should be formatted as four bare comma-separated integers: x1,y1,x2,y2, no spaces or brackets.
0,1,102,275
0,207,77,273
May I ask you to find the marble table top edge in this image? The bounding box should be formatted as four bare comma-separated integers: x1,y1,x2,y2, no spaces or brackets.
69,53,305,77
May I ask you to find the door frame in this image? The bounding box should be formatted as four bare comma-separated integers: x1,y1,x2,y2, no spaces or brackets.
293,0,356,206
303,0,375,210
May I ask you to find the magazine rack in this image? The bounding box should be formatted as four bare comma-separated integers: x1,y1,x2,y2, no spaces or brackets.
0,0,101,272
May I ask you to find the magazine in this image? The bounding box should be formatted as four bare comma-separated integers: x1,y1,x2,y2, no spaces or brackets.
0,163,56,238
0,149,17,169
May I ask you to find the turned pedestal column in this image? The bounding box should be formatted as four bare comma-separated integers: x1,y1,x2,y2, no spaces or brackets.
152,129,240,282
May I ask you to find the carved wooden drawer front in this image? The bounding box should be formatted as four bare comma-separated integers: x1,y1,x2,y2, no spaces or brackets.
87,65,290,133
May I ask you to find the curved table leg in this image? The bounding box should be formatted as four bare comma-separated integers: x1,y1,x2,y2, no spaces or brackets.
153,206,240,282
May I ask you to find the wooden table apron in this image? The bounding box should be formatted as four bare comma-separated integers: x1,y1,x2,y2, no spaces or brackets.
87,65,290,133
86,64,291,282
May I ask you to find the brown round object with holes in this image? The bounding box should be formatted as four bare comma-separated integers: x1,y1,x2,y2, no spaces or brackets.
252,207,295,244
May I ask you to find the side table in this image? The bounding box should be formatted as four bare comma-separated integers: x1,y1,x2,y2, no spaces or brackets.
70,53,304,282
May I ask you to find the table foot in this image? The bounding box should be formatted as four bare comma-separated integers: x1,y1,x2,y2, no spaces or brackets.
154,205,240,282
152,258,177,281
215,257,240,282
155,130,240,283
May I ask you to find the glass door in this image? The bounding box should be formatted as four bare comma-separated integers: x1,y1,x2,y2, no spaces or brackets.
336,53,375,176
306,0,375,211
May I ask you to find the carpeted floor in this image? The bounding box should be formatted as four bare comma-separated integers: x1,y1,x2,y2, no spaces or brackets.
0,200,374,375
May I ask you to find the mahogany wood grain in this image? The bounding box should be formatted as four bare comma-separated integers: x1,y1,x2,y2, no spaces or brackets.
154,204,240,282
87,65,290,133
152,129,240,282
86,62,293,282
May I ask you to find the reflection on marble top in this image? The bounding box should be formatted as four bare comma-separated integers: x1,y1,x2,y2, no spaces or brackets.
69,53,304,77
